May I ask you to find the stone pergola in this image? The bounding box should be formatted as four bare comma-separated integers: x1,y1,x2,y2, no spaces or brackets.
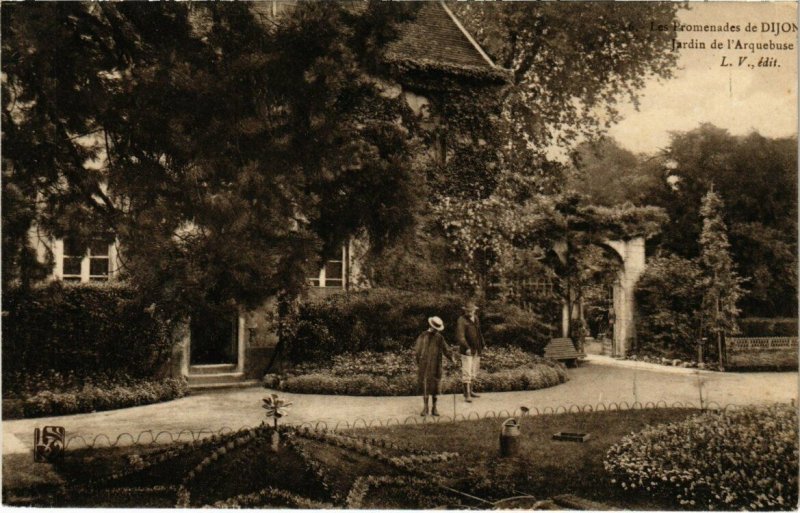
560,236,646,358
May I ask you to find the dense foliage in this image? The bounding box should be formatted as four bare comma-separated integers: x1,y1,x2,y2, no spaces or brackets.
565,125,798,320
2,3,419,319
2,282,173,390
2,377,188,419
634,190,752,362
567,137,659,207
605,404,798,510
645,125,797,317
635,255,704,359
265,346,568,396
280,288,553,363
371,2,680,321
432,190,666,307
738,318,798,337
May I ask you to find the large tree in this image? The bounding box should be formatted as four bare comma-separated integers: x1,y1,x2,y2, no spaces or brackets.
643,124,797,316
2,2,420,317
452,1,680,191
566,137,661,207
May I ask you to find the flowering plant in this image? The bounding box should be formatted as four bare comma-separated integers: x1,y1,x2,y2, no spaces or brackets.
605,404,797,510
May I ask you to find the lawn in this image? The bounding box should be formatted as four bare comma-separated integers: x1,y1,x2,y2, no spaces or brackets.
348,407,701,509
5,408,715,509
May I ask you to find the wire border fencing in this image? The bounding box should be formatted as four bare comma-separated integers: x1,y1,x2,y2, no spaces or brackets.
59,399,770,451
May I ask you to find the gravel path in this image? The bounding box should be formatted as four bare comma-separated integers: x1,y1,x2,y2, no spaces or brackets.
4,355,796,455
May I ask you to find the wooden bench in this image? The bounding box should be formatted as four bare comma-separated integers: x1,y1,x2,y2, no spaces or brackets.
726,336,798,369
544,337,586,367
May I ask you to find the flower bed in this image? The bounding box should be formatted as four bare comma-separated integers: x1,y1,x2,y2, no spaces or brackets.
624,353,721,371
264,346,568,395
2,376,188,419
165,422,462,508
604,404,798,510
31,408,703,509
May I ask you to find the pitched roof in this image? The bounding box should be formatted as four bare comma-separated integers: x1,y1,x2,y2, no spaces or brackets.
384,2,509,85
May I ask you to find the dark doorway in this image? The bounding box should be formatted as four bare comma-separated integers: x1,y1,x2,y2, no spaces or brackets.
190,309,238,365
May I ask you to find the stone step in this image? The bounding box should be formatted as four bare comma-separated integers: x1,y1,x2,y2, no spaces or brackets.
187,372,244,387
189,364,237,375
601,337,614,356
188,379,261,392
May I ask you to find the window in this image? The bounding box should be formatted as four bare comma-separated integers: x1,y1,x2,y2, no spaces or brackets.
88,239,110,281
310,245,347,289
323,260,343,288
62,239,84,282
58,238,113,283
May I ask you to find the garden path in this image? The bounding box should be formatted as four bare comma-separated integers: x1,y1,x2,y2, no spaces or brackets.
3,356,796,456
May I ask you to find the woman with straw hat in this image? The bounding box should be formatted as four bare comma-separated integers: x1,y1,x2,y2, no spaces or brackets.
414,316,454,417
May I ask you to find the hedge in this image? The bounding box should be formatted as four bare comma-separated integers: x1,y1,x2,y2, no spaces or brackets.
282,288,552,363
2,282,173,394
2,377,188,419
605,404,798,510
738,317,798,337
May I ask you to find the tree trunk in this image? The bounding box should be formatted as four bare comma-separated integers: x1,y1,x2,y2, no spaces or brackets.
715,296,724,370
264,292,293,373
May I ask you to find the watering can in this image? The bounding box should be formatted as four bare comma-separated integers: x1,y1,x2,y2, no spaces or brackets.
499,418,520,457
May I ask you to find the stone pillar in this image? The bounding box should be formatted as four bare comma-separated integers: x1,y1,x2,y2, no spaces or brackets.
606,238,646,358
166,319,191,379
561,303,570,338
236,313,247,373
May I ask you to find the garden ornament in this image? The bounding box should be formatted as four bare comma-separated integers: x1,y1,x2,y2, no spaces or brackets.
262,393,292,429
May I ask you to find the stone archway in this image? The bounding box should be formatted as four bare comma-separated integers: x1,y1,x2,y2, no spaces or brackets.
559,236,646,358
603,237,645,357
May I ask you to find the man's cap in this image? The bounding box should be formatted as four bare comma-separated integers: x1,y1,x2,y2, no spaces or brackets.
428,316,444,331
463,300,479,311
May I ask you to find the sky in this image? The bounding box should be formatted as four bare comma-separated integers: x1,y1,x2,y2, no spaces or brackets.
607,2,797,155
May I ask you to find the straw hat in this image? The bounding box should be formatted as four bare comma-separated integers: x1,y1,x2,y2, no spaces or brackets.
428,316,444,331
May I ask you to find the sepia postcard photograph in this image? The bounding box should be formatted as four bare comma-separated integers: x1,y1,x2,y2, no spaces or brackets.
1,0,797,510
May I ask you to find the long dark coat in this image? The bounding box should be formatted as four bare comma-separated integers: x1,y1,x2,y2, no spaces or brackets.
455,315,485,355
414,330,452,395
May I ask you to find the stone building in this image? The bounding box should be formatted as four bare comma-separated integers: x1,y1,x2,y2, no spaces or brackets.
27,2,510,388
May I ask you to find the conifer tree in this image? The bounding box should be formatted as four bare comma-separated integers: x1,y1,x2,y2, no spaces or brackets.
698,188,744,368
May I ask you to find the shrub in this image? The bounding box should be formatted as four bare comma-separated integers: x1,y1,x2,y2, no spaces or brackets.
605,404,798,510
282,288,551,363
2,377,188,419
2,282,173,394
738,317,798,337
635,255,704,359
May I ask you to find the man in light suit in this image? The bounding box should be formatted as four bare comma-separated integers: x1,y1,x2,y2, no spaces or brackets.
455,300,484,402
